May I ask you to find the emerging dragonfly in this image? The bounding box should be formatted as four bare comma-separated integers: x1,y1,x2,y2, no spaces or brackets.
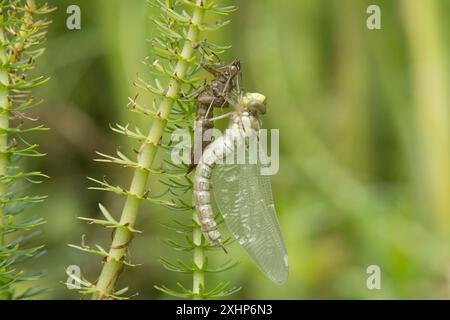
187,59,241,174
193,90,289,284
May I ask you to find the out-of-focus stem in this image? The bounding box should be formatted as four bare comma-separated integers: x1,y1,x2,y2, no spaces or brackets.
331,0,370,179
400,0,450,231
92,0,206,299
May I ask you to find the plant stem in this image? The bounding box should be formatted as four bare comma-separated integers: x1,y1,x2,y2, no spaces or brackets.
400,0,450,231
93,1,206,299
192,213,205,299
0,9,9,248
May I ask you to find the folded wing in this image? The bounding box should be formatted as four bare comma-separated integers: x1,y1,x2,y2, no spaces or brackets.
212,162,289,284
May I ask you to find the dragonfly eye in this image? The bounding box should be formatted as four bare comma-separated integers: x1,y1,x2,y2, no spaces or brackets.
249,100,267,115
243,93,267,115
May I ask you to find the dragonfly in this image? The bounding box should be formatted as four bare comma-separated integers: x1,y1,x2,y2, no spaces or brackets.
187,59,241,174
193,91,289,284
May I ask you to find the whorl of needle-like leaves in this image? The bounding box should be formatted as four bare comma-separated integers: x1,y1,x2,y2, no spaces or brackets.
152,0,241,299
0,0,53,300
68,0,239,300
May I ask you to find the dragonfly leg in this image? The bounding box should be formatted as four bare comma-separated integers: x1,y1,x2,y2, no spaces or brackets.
220,72,238,98
202,61,221,77
209,112,234,122
182,82,207,100
204,98,215,119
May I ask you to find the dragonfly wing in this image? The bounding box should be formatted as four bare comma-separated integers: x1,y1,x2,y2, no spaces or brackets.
212,162,289,284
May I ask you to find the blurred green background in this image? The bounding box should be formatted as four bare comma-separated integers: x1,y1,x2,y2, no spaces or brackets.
21,0,450,299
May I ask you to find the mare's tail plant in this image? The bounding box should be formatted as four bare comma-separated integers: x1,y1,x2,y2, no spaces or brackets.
0,0,53,300
153,3,241,299
70,0,237,300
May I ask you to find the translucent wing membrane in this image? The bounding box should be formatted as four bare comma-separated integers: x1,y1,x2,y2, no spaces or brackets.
212,161,289,284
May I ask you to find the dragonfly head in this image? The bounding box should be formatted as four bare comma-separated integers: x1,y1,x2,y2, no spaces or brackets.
242,92,267,115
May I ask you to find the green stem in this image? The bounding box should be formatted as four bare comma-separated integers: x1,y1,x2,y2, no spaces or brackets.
192,213,205,299
400,0,450,231
0,0,37,249
93,0,206,299
0,8,9,249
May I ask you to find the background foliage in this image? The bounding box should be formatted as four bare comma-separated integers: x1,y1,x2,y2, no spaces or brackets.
22,0,450,299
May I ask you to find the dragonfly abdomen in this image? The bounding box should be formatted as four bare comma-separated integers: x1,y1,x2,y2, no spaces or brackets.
193,134,231,249
193,116,256,250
